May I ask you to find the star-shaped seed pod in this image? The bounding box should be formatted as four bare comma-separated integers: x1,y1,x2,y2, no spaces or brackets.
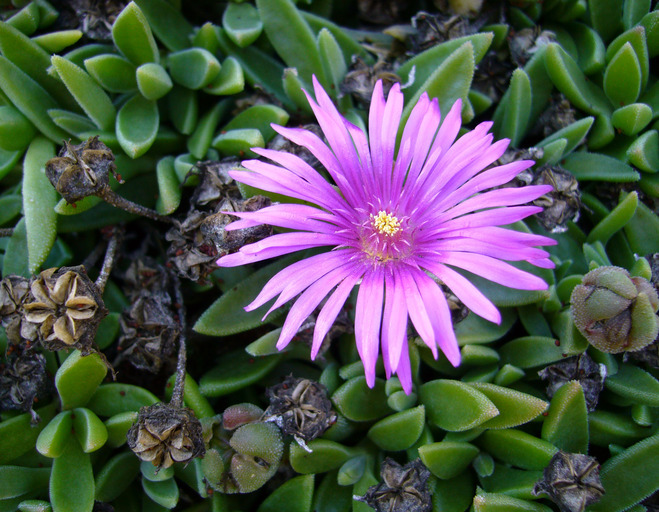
571,266,659,353
356,458,432,512
22,266,106,354
263,376,336,449
538,353,606,412
0,275,31,344
45,137,117,204
533,451,605,512
127,402,205,470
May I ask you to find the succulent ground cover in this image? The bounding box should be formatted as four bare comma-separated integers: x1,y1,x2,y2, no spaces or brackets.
0,0,658,511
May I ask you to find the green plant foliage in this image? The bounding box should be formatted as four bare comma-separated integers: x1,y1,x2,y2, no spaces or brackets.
111,1,159,66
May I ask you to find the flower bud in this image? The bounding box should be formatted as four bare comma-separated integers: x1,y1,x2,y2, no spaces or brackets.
22,266,107,354
45,137,117,204
533,451,605,512
127,402,205,470
571,266,659,353
356,458,432,512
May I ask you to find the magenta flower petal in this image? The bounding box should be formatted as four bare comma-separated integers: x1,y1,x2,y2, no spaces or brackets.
216,78,556,393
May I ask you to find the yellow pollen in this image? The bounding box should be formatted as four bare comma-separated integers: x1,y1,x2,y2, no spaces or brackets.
371,210,401,236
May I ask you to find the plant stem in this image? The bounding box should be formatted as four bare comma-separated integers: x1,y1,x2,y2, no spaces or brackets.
170,275,187,408
95,227,123,294
97,188,173,224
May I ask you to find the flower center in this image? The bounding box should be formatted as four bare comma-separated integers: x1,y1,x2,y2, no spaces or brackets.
371,211,401,236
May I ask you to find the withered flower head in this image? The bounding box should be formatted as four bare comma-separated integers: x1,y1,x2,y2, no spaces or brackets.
166,160,272,282
59,0,127,42
571,266,659,353
356,458,432,512
340,56,400,109
0,344,51,422
411,11,475,51
116,261,180,373
538,353,606,412
357,0,402,25
509,27,556,67
127,402,205,470
22,266,106,353
623,340,659,369
533,451,605,512
533,94,577,139
45,137,117,204
263,376,336,447
527,165,581,233
0,275,31,344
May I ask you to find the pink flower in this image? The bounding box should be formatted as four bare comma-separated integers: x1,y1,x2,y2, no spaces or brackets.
217,77,555,393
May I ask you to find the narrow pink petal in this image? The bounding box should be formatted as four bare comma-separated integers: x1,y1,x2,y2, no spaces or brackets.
216,244,316,267
245,251,350,311
428,98,462,157
442,185,553,221
395,345,414,395
430,206,543,234
439,225,557,247
530,258,556,269
379,82,404,199
417,259,501,324
355,269,384,388
411,269,460,367
276,262,360,350
382,269,408,374
368,80,386,189
438,252,549,290
225,205,340,234
397,267,437,359
311,269,363,359
425,238,550,262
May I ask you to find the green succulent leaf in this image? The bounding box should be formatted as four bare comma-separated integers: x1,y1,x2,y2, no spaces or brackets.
588,410,650,447
499,336,565,368
561,151,640,181
420,379,499,431
606,363,659,406
492,68,531,148
112,1,159,65
48,109,97,137
256,0,325,88
606,26,650,90
367,405,425,451
0,56,68,142
104,411,138,447
199,349,282,397
627,129,659,172
55,351,108,410
94,452,140,503
639,10,659,56
604,42,642,105
36,411,73,458
474,490,553,512
84,54,139,94
0,466,50,500
478,464,543,501
187,99,232,159
115,93,159,158
167,86,198,135
136,63,173,100
257,474,314,512
86,383,159,417
537,116,594,156
6,2,40,35
154,155,180,215
611,103,652,135
51,55,116,131
49,437,94,512
590,432,659,512
419,441,479,480
142,478,179,509
205,56,245,96
71,408,108,453
587,191,638,244
32,29,82,53
134,0,193,51
3,217,29,277
468,382,548,429
22,136,57,274
223,2,263,48
0,105,37,151
168,48,221,90
541,381,589,453
290,439,355,474
0,404,56,464
477,429,558,470
566,21,606,74
332,377,392,422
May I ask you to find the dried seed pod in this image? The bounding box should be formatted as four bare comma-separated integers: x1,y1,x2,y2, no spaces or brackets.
0,344,51,422
0,275,31,344
509,27,556,67
340,57,400,109
22,266,107,354
116,261,180,373
55,0,127,42
538,353,606,412
263,376,336,447
356,458,432,512
533,451,605,512
571,267,659,353
529,165,581,233
357,0,402,25
127,402,205,470
532,94,578,139
472,51,515,104
166,160,272,282
623,340,659,368
45,137,117,204
410,11,475,51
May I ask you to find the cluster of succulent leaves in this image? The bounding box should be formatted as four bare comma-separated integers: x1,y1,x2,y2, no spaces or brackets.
0,0,658,511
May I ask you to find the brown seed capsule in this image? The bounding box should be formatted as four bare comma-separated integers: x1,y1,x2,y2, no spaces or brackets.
356,458,432,512
509,27,556,67
0,275,31,345
115,260,180,374
532,94,578,139
22,266,107,354
411,11,475,51
0,344,51,423
533,451,605,512
538,353,606,412
127,402,205,470
529,165,581,233
45,137,117,204
56,0,126,42
571,266,659,353
263,376,336,447
357,0,402,24
340,57,400,109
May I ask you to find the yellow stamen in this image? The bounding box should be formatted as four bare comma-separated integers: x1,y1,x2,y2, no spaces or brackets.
371,211,401,236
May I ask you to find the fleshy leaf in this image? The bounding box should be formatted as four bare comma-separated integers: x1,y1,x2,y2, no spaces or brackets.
49,437,94,512
540,381,589,453
36,411,73,458
94,452,140,502
86,383,159,417
419,441,479,480
562,151,640,181
367,406,425,451
84,54,137,93
603,42,642,105
332,377,391,422
492,68,531,148
115,94,159,158
477,429,558,470
289,440,355,474
72,407,108,453
136,62,173,100
468,382,548,429
223,2,263,48
257,475,314,512
134,0,193,51
167,48,221,90
55,351,108,410
112,1,159,65
205,56,245,96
